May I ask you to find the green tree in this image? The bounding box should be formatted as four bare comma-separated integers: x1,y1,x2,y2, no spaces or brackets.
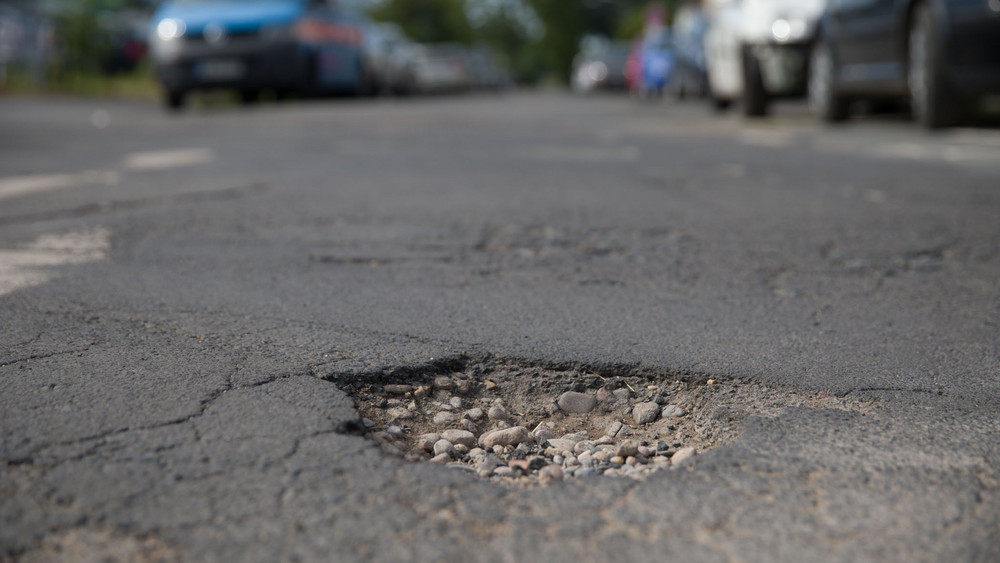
370,0,474,44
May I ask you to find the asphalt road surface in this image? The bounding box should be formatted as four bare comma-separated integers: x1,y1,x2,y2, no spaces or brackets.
2,92,999,562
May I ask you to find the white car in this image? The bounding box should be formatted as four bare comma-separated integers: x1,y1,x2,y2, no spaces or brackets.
704,0,827,116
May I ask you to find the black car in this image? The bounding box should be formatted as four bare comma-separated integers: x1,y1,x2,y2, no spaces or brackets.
810,0,1000,128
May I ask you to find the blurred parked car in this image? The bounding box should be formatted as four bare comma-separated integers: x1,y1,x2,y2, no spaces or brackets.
669,4,710,100
149,0,372,110
465,46,511,91
410,43,471,93
810,0,1000,129
362,22,418,95
98,8,153,75
704,0,827,116
572,36,629,93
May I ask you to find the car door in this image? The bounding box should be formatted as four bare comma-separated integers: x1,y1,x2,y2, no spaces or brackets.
829,0,900,92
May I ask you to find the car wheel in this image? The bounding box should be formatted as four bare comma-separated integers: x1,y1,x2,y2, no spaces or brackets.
809,40,849,123
164,89,186,111
908,3,955,129
743,49,769,117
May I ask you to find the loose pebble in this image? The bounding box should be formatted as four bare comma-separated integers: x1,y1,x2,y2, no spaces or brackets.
479,426,532,448
386,407,413,420
441,429,476,447
433,377,453,390
616,439,640,458
449,397,464,409
662,404,687,418
612,388,631,402
633,402,661,424
433,439,455,457
605,421,624,438
432,412,457,425
557,391,598,414
430,453,451,464
384,384,413,394
672,446,696,464
573,440,596,455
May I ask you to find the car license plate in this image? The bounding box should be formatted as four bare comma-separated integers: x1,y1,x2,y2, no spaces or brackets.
196,59,245,81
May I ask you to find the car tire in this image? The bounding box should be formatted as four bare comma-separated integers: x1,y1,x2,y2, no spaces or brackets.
809,40,849,123
908,3,956,129
710,95,732,113
743,49,769,117
164,89,186,111
239,89,261,105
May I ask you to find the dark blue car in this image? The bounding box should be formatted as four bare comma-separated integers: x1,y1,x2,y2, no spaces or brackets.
149,0,371,110
810,0,1000,128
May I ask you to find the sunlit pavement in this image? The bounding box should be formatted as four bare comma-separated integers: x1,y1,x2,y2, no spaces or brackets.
2,92,999,562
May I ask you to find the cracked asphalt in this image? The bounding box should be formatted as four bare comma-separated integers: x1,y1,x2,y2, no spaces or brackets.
1,93,999,562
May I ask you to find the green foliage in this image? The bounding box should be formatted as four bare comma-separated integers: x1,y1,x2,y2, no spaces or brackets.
370,0,474,44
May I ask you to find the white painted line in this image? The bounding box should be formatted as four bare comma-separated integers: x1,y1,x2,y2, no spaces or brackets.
0,170,119,202
124,148,214,170
0,228,110,297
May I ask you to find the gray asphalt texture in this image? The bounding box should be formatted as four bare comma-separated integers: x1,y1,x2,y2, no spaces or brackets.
1,92,999,562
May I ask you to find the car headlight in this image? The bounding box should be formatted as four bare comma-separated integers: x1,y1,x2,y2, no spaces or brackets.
771,16,808,43
156,18,186,41
585,61,608,82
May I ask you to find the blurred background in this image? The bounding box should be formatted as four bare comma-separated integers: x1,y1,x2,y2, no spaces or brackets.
0,0,997,127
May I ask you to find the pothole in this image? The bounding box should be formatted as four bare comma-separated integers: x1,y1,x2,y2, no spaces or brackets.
337,359,875,487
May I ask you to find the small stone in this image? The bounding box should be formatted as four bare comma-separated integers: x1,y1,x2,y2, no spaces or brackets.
595,436,615,446
605,421,624,438
552,455,564,465
508,459,530,474
637,446,655,458
468,447,485,458
546,438,578,453
560,431,588,443
416,433,441,452
573,440,596,455
493,466,514,477
454,380,472,395
433,412,457,425
612,388,631,402
479,426,532,448
557,391,598,414
464,407,485,421
634,455,649,465
441,429,476,448
633,402,661,424
361,418,375,429
488,404,510,422
593,450,610,462
578,452,594,467
564,455,579,467
413,386,429,398
386,425,404,437
483,380,497,390
430,453,451,464
384,384,413,394
433,439,455,457
433,377,453,390
449,397,464,409
596,387,614,402
662,404,687,418
539,464,563,485
532,424,555,444
616,440,640,458
707,379,716,386
407,401,418,411
672,446,696,464
493,445,505,455
454,444,469,455
387,407,413,420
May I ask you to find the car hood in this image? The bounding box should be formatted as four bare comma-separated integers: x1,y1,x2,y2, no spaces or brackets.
153,0,304,34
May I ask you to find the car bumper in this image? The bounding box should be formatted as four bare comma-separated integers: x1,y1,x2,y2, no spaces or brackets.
749,42,810,96
153,39,310,92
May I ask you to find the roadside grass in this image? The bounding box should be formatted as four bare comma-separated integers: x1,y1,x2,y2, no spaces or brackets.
1,65,160,101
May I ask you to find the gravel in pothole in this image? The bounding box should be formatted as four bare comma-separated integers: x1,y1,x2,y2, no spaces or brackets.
340,361,875,488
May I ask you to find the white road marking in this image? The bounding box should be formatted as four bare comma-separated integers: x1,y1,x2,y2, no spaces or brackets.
0,170,120,202
0,228,110,297
124,148,215,170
